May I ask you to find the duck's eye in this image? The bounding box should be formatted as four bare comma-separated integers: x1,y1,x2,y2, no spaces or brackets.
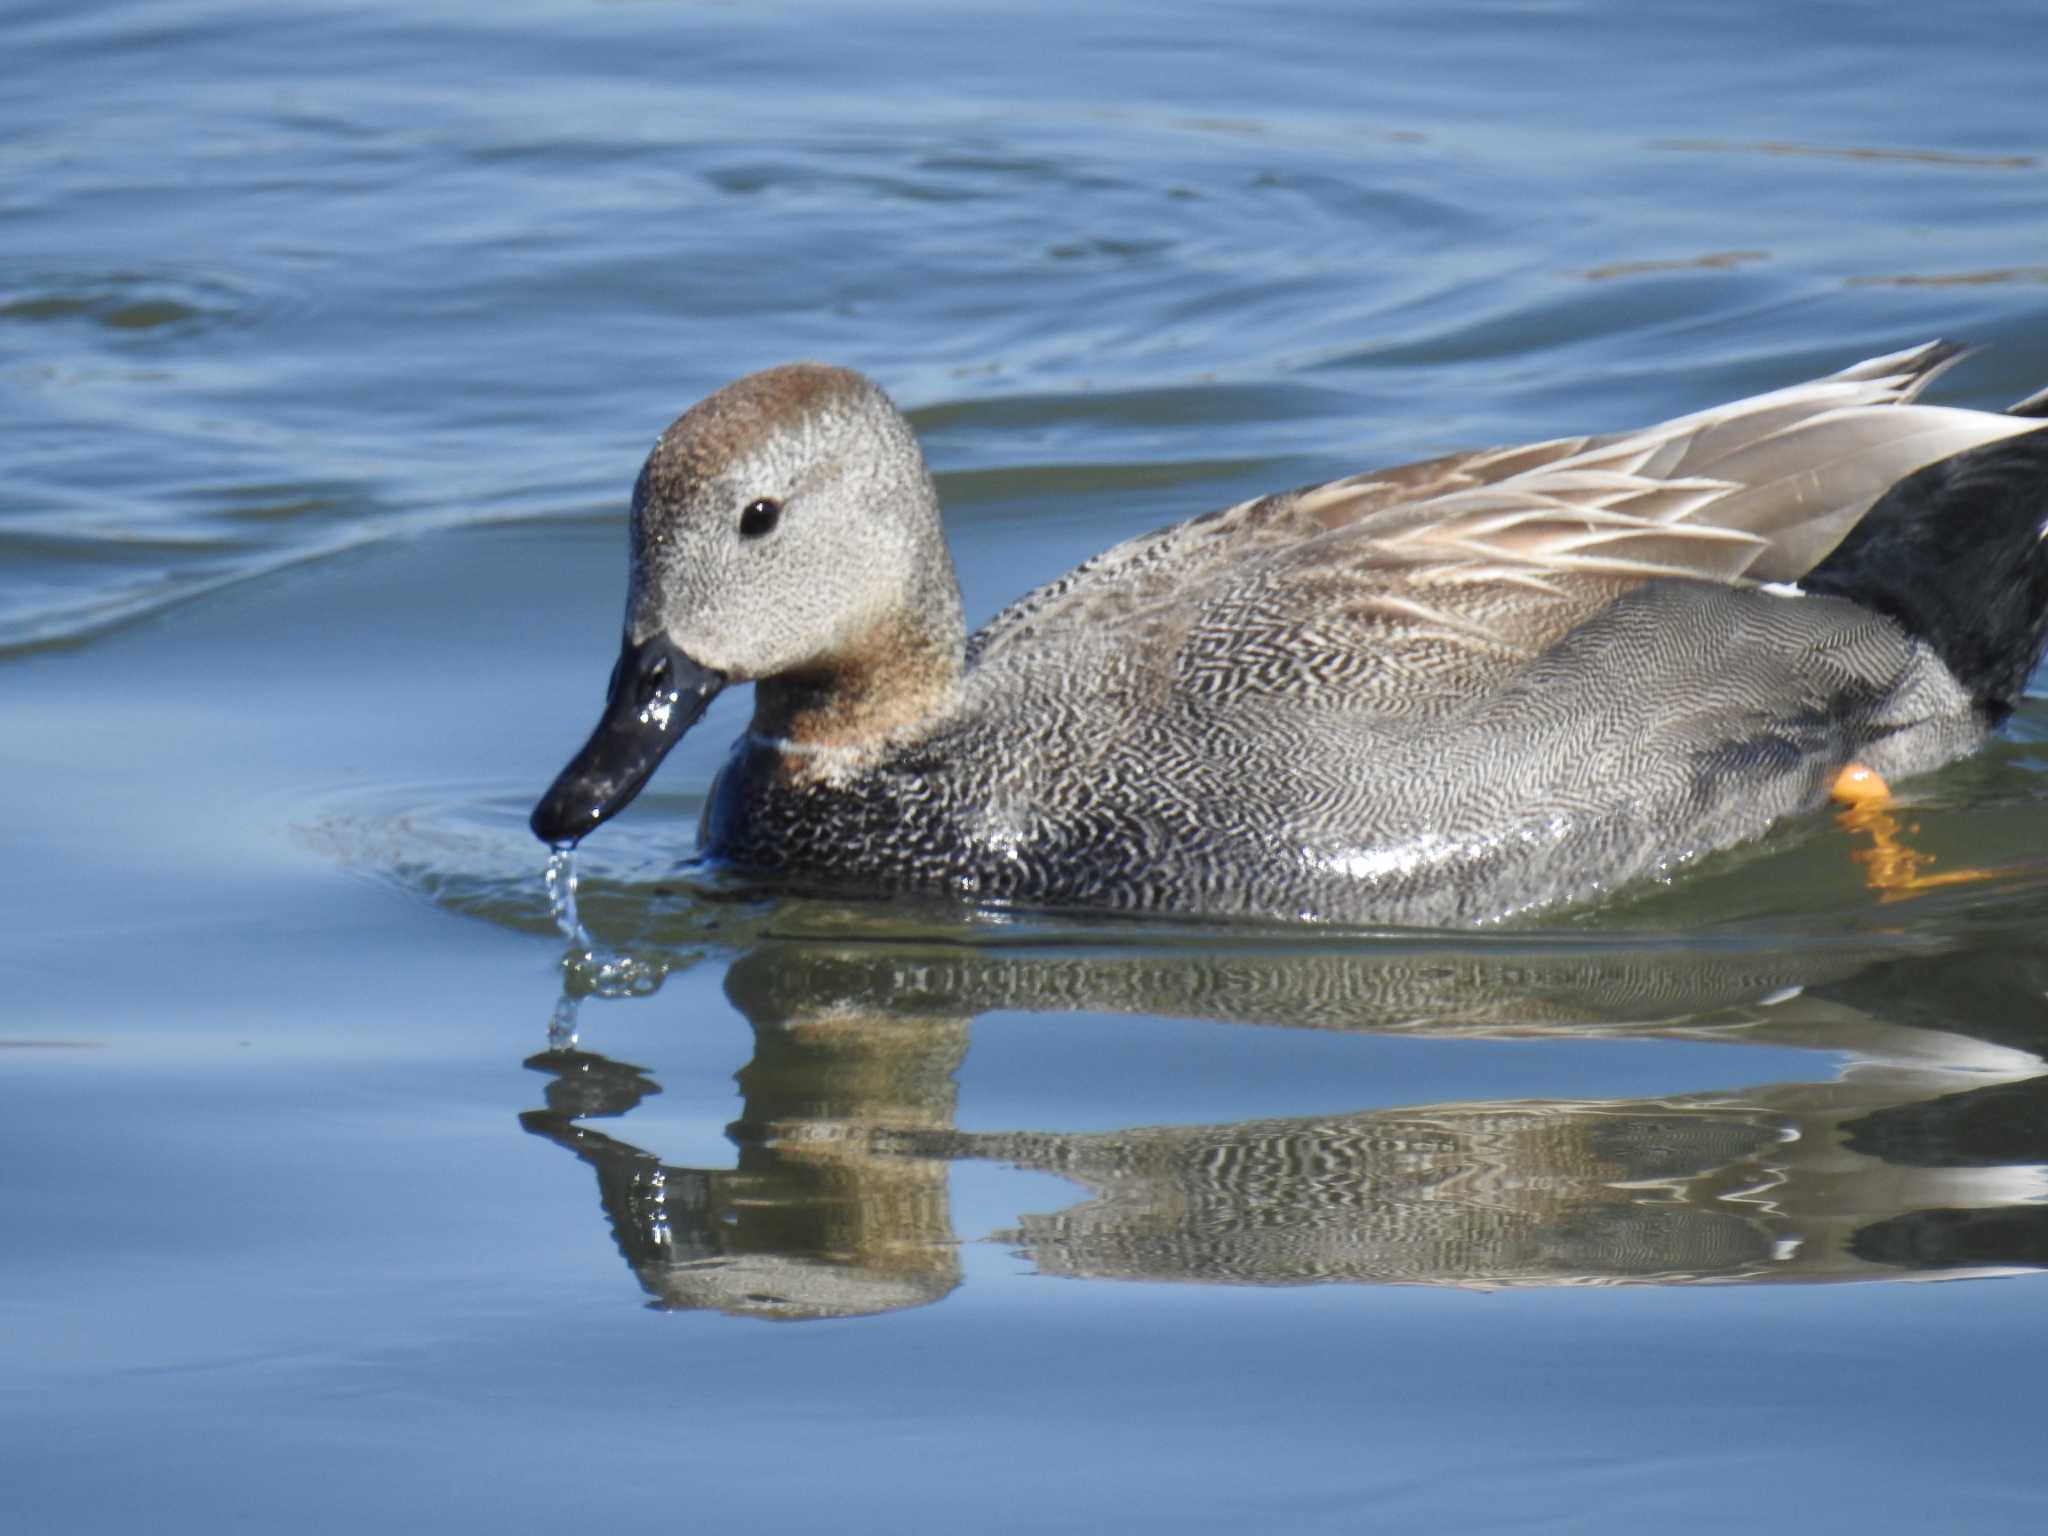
738,498,782,539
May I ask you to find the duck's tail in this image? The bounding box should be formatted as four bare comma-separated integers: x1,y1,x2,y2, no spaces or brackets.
1804,423,2048,722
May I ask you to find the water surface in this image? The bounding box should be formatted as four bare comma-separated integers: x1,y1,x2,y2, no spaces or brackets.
7,1,2048,1530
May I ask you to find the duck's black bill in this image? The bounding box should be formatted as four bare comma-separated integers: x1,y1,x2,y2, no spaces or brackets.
529,634,726,848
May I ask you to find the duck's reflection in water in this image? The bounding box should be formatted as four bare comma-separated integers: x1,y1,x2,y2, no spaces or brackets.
521,934,2048,1320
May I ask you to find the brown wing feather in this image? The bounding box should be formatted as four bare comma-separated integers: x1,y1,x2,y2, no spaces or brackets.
970,342,2035,668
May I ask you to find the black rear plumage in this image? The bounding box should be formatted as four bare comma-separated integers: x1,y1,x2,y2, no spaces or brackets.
1804,425,2048,722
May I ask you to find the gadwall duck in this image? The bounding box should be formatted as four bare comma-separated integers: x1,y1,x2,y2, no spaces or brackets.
532,343,2048,925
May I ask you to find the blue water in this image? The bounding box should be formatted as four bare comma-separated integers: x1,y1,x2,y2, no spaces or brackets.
7,1,2048,1530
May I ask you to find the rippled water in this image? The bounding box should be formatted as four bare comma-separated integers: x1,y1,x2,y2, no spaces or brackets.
8,1,2048,1530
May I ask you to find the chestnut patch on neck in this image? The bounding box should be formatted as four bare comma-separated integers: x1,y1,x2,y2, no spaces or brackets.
750,615,961,759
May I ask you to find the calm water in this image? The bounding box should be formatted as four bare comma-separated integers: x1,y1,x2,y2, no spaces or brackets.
8,1,2048,1529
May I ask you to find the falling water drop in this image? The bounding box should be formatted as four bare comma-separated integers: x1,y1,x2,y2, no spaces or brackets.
544,846,588,946
536,847,670,1054
547,990,582,1051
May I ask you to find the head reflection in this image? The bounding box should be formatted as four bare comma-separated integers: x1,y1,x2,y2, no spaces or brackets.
521,933,2048,1320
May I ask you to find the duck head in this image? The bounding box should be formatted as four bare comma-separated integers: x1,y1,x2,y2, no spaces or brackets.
530,364,965,848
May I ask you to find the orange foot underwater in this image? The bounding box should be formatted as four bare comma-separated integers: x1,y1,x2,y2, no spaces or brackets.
1828,764,1997,899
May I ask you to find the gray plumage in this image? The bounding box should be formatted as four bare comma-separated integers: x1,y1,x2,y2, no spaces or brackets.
537,343,2048,924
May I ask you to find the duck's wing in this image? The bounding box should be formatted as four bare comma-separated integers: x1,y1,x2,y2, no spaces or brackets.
970,342,2039,670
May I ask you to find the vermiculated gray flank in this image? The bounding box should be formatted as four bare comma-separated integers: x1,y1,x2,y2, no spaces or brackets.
532,343,2048,926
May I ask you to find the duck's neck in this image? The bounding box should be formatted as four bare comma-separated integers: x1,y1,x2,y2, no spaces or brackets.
749,609,966,759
